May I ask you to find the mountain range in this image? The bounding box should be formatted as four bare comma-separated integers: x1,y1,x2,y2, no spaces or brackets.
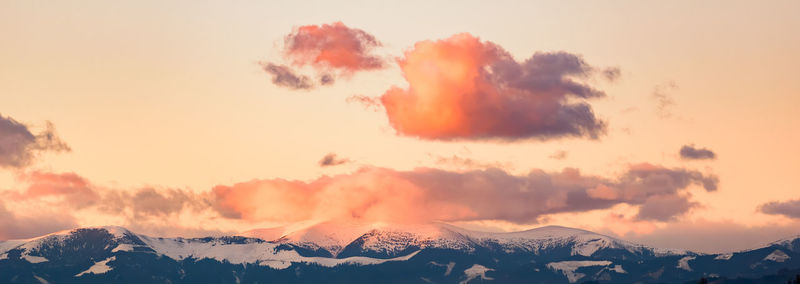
1,222,799,283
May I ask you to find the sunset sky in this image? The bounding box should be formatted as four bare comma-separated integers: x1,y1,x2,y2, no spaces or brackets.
2,0,800,253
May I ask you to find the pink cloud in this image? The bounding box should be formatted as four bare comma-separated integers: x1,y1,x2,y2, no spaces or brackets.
284,22,384,73
380,33,609,141
211,164,716,224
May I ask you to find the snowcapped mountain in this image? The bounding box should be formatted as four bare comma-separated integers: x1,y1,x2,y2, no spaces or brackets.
1,223,799,283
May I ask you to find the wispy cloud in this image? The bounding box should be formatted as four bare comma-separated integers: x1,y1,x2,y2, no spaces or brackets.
652,82,678,118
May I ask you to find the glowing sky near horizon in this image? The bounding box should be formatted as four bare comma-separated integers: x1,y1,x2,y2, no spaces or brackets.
1,0,800,253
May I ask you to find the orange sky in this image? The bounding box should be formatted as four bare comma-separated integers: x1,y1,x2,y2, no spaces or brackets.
1,0,799,253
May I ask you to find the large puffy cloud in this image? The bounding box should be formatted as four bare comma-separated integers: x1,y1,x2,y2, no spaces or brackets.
680,144,717,160
0,114,70,168
380,33,609,141
759,199,800,219
284,21,384,72
212,163,717,224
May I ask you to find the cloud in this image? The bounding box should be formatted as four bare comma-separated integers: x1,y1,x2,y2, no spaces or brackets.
635,194,697,221
283,22,385,73
549,150,568,160
211,163,717,224
264,22,385,89
432,155,511,170
0,114,70,168
13,171,100,209
652,82,677,118
759,199,800,219
100,187,207,219
0,164,718,239
679,144,717,160
260,62,314,90
602,67,621,81
346,95,382,111
0,201,77,240
379,33,608,141
318,153,351,167
0,171,212,239
618,219,800,254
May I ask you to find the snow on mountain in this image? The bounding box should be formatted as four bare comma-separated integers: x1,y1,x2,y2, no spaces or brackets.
453,225,634,256
276,221,378,256
714,253,733,260
677,256,696,271
0,225,136,264
338,223,686,258
137,233,421,270
239,226,288,242
769,235,800,252
75,256,116,276
763,249,790,262
460,264,494,284
546,260,613,283
429,261,455,276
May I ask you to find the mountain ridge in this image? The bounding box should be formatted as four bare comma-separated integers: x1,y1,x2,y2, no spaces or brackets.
2,223,800,283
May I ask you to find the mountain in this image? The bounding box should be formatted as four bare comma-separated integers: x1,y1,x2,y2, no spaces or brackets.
1,223,799,283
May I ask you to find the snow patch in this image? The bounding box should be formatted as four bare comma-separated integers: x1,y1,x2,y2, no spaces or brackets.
111,243,135,253
676,256,695,271
547,260,612,283
714,253,733,260
763,249,790,262
460,264,494,284
75,256,116,276
0,240,26,255
139,235,420,268
607,264,626,274
33,275,49,284
22,255,48,263
430,261,455,276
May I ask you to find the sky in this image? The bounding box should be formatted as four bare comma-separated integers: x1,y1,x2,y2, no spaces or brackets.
1,0,799,253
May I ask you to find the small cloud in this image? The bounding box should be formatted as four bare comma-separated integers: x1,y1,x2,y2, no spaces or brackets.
548,150,568,160
318,153,351,167
652,82,678,118
319,73,335,86
346,95,382,111
759,199,800,219
679,144,716,160
264,22,386,90
260,62,314,90
284,22,385,73
432,154,510,170
602,67,621,81
0,114,70,169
